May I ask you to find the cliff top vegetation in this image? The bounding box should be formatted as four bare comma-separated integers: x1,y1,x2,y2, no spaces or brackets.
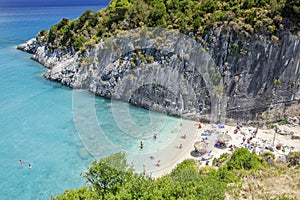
38,0,300,53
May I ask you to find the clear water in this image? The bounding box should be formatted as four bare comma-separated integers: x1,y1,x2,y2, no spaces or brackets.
0,5,105,200
0,5,184,200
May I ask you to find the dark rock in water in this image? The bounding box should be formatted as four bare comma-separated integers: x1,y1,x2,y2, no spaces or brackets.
17,27,300,123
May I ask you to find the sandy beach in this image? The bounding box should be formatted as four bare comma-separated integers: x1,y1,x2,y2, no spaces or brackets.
150,119,300,178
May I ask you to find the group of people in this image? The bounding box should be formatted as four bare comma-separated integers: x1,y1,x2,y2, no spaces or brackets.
229,124,260,152
19,160,32,168
138,127,188,170
140,133,158,149
215,141,226,149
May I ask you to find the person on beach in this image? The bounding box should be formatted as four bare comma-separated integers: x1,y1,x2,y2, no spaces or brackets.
247,138,250,144
198,123,202,129
208,149,212,156
253,126,258,137
181,134,186,139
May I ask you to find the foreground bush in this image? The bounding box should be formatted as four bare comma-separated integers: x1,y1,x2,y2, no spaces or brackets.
52,154,239,200
54,149,300,199
227,148,267,170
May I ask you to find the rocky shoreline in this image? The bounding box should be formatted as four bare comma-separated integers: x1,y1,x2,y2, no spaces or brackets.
17,27,300,123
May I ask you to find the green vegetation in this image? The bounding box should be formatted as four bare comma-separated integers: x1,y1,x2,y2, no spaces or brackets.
274,78,281,86
39,0,299,53
287,151,300,167
281,0,300,24
212,152,230,166
227,148,267,170
52,148,300,200
278,120,289,125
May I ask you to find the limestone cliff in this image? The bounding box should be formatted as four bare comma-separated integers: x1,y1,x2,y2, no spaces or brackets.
17,26,300,123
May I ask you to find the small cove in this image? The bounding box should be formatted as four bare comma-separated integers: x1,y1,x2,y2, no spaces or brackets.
0,5,187,199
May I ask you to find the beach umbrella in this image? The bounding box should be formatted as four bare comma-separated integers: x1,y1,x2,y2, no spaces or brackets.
217,134,232,143
194,141,210,154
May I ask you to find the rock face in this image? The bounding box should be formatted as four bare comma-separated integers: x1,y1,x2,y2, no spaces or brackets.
17,27,300,123
16,38,38,54
205,28,300,122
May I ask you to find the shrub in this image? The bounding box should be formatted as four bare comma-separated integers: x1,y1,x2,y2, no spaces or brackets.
268,25,276,32
227,148,267,170
213,153,231,166
73,36,85,51
38,29,48,37
274,79,281,86
171,159,199,181
146,55,155,63
260,151,275,161
272,35,279,41
278,120,288,125
287,152,300,167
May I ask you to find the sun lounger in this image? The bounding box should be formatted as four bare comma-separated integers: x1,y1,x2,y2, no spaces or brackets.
201,132,212,136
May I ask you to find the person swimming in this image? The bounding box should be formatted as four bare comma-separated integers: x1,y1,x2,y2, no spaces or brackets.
140,141,144,149
156,160,161,167
19,160,24,165
28,164,32,169
130,162,135,169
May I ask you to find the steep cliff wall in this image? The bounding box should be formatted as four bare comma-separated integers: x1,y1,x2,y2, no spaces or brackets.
18,27,300,123
205,27,300,122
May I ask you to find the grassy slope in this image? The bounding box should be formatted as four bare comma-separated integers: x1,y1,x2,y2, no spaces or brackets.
226,167,300,200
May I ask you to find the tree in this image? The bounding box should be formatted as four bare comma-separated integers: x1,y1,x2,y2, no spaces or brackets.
281,0,300,23
147,0,167,26
51,187,98,200
83,152,129,197
107,0,133,25
127,0,150,28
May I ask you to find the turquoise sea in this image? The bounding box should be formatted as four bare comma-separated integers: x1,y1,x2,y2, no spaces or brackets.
0,4,183,199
